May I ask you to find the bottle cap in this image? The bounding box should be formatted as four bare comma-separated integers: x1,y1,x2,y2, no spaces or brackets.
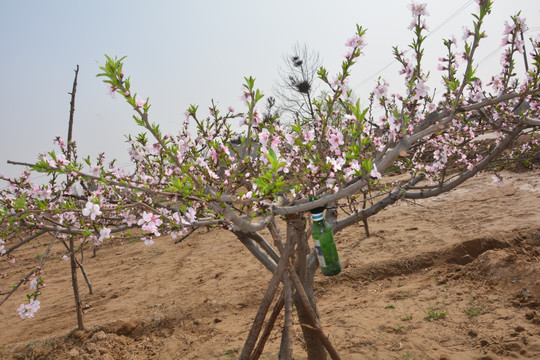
309,206,326,214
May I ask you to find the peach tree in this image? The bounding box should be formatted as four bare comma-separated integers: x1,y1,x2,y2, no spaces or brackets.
1,1,539,359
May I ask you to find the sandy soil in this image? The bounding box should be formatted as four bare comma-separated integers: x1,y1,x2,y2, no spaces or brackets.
1,169,540,360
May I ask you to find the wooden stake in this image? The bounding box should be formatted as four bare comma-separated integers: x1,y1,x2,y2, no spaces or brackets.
279,274,294,359
249,291,285,360
239,234,295,359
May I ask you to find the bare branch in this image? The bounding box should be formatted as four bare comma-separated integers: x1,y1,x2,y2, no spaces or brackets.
333,175,424,233
4,230,47,256
234,231,277,273
67,65,79,160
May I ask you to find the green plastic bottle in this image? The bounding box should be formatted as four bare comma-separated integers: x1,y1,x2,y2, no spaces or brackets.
310,208,341,276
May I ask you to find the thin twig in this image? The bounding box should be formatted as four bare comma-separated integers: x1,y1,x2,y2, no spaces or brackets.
0,232,58,306
0,268,36,304
75,259,92,295
67,65,79,160
174,226,198,244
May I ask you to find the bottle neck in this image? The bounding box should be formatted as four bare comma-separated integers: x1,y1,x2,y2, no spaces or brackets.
312,212,324,222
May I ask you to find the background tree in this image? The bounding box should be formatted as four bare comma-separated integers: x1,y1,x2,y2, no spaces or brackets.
262,96,280,126
1,1,539,359
275,43,322,123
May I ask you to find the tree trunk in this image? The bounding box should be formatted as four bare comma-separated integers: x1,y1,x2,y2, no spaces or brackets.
295,277,327,360
288,215,328,360
238,214,339,359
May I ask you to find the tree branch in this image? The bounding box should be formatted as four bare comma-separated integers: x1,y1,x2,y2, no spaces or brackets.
4,230,47,256
332,175,424,233
404,126,523,199
67,65,79,160
234,231,277,273
241,231,280,264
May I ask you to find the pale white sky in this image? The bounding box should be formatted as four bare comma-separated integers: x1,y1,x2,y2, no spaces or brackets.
1,0,538,182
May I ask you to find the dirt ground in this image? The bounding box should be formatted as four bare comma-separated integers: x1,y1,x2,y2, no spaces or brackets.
1,169,540,360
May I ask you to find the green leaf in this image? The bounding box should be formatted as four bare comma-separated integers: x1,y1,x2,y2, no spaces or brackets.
133,115,145,127
291,123,302,135
13,192,28,211
317,66,328,81
254,89,264,103
266,148,278,167
136,133,148,145
243,76,255,91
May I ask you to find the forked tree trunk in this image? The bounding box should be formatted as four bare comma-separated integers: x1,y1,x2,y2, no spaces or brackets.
238,215,338,359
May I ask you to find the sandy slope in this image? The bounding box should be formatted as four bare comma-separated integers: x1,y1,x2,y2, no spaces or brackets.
1,169,539,359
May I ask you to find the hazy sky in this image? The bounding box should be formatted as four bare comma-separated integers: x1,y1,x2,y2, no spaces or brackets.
1,0,538,183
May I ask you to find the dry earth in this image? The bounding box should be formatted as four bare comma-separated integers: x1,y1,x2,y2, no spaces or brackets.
1,169,540,359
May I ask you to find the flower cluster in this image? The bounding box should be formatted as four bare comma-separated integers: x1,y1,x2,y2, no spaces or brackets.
82,201,102,220
17,299,41,319
137,212,163,236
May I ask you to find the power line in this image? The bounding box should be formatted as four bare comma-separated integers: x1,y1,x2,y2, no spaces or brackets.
429,0,474,35
353,0,475,88
478,27,539,65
